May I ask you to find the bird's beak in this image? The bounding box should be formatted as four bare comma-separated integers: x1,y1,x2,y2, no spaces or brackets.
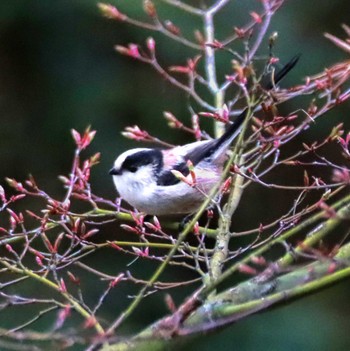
109,167,121,175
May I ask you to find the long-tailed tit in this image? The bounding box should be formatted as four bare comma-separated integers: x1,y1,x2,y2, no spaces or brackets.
109,111,245,215
110,55,300,215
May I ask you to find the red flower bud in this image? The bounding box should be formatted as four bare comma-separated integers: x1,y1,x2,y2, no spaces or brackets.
109,273,125,287
164,20,181,35
59,278,67,293
143,0,157,18
98,3,127,21
146,37,156,54
238,264,257,275
250,11,262,24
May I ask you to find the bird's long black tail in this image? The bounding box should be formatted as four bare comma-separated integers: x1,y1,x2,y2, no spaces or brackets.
263,53,301,90
217,53,301,149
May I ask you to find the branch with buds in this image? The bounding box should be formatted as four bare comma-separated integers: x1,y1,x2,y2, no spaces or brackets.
1,2,350,351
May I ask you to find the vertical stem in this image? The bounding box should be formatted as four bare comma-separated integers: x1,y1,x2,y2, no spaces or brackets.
203,10,227,138
210,156,245,282
203,12,218,94
202,2,244,283
214,91,225,138
207,0,231,14
208,100,252,283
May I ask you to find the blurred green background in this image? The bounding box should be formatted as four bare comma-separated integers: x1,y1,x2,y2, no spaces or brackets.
1,1,350,350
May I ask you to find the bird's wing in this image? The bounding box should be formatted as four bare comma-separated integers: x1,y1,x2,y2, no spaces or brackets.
157,109,246,186
156,141,214,186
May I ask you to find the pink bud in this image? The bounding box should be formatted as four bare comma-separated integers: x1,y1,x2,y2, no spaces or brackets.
269,57,279,65
194,30,205,46
71,129,81,145
29,247,45,259
218,104,229,122
6,244,14,253
67,271,80,285
146,37,156,53
315,79,327,90
220,177,232,194
131,212,144,227
128,44,140,58
115,45,130,56
36,256,43,266
54,233,65,252
165,294,176,312
153,216,161,230
232,164,241,174
191,114,201,140
234,27,246,38
327,262,337,274
273,139,280,148
193,222,200,235
199,111,228,123
7,208,21,224
122,125,149,140
164,111,182,128
205,40,224,49
345,132,350,145
11,194,26,202
84,316,97,329
81,229,99,240
5,178,24,192
56,305,71,329
318,201,337,218
97,3,127,21
251,256,267,266
187,55,201,71
187,160,196,183
80,128,96,150
110,273,125,287
332,168,350,183
144,222,157,231
238,264,257,275
143,0,157,17
168,65,191,74
120,224,141,234
109,242,122,251
286,114,298,121
59,278,67,293
0,185,6,202
115,44,141,59
132,246,149,257
164,20,181,35
9,216,16,230
250,11,262,24
206,209,214,219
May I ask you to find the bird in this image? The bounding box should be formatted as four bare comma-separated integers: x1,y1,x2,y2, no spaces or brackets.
109,55,300,215
109,110,245,215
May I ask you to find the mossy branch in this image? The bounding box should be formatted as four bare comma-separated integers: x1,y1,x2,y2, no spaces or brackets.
100,240,350,351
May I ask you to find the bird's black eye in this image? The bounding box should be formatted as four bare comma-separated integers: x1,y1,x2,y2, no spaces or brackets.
127,165,138,173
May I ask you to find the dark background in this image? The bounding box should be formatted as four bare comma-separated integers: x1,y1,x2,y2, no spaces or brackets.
1,1,350,350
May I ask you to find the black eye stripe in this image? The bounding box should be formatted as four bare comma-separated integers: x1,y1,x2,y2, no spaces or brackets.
121,149,163,173
127,165,137,173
